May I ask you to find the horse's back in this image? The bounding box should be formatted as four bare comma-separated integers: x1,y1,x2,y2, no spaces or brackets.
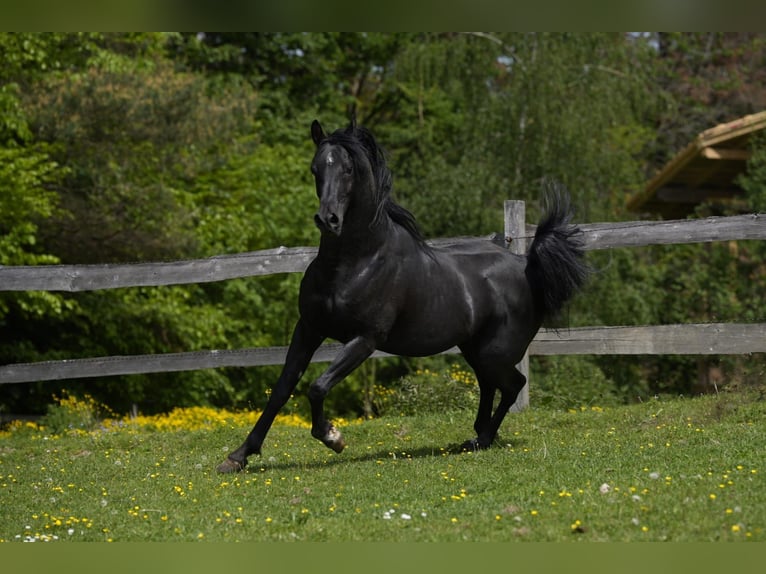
435,239,527,285
378,239,536,355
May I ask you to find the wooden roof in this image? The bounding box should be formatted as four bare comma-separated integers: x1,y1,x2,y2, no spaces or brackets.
627,111,766,218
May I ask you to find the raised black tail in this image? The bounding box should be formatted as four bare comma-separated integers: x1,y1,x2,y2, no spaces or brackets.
526,186,590,321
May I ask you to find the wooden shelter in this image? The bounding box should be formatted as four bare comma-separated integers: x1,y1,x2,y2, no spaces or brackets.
627,111,766,218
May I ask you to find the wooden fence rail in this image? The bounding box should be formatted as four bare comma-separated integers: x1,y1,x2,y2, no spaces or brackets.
1,213,763,292
1,323,763,385
1,209,764,387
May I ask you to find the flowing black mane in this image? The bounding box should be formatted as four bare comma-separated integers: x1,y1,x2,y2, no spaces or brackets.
324,124,427,245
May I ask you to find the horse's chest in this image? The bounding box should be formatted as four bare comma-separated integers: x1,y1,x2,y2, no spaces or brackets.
302,259,394,336
326,276,376,317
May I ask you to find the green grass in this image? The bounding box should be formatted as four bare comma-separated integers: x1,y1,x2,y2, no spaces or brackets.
1,389,764,542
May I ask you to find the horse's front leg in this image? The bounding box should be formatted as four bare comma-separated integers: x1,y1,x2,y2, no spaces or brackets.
216,319,323,473
307,335,375,453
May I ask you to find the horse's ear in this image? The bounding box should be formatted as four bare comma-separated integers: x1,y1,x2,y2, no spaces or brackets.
311,120,326,145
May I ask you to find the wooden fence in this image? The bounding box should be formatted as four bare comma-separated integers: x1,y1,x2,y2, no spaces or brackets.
2,205,765,410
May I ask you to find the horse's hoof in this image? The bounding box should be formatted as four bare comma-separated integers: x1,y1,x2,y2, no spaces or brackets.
323,425,346,453
460,438,488,452
216,457,245,474
460,439,479,452
328,437,346,453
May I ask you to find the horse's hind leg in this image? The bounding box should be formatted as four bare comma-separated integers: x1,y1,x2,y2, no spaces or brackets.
460,350,526,450
484,366,526,444
472,379,496,440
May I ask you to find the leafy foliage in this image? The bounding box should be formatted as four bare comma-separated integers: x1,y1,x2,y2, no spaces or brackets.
374,364,480,417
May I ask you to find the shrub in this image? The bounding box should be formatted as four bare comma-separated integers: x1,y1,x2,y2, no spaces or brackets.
375,364,480,416
530,356,622,410
40,391,114,434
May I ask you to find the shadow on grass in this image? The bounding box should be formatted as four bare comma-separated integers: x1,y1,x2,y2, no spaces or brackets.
238,436,528,473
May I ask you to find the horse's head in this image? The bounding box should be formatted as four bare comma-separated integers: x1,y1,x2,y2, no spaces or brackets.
310,118,382,237
310,120,354,236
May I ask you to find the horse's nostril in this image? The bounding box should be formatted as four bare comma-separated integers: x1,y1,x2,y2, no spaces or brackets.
315,211,341,235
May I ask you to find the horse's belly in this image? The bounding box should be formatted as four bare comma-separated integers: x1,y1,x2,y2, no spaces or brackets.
378,337,459,357
379,306,475,357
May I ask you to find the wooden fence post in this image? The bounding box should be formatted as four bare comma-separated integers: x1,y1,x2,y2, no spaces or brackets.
505,200,530,412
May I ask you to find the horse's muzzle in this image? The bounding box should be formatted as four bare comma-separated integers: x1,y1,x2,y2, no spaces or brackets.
314,212,342,236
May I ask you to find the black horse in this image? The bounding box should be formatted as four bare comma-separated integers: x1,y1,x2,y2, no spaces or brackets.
217,117,589,473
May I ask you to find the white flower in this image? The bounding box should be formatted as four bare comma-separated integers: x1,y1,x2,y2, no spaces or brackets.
599,483,611,494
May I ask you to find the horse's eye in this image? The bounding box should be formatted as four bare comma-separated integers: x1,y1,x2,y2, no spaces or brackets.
344,164,353,175
310,164,318,176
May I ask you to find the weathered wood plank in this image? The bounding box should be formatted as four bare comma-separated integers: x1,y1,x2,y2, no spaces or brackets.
506,199,530,411
518,213,765,251
529,323,766,355
0,247,318,292
0,343,375,384
578,213,765,250
2,323,763,385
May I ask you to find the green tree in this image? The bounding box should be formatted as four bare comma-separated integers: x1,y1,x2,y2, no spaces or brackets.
0,36,70,322
0,33,261,414
361,33,661,239
653,32,766,168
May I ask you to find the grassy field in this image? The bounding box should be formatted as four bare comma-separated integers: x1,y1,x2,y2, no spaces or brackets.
1,388,764,542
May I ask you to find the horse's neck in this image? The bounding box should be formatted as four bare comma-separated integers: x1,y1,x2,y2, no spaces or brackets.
317,217,393,264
